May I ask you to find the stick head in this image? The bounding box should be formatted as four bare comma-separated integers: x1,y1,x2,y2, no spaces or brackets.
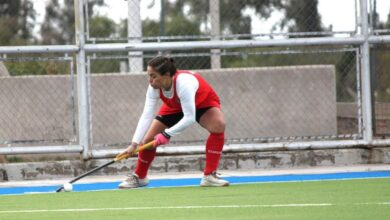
55,186,64,192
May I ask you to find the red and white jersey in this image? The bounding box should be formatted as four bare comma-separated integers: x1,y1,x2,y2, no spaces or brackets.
131,70,220,144
158,70,220,115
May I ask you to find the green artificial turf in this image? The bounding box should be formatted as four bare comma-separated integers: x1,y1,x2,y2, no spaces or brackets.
0,178,389,220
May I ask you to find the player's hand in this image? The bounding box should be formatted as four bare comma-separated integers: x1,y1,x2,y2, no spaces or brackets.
153,132,170,147
123,142,139,157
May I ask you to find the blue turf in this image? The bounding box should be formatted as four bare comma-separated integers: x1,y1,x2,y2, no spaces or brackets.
1,171,390,195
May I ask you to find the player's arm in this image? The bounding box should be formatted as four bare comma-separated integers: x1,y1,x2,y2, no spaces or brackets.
164,74,199,137
125,85,159,154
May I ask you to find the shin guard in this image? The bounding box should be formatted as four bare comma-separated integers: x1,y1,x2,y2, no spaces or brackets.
134,148,156,179
204,133,225,175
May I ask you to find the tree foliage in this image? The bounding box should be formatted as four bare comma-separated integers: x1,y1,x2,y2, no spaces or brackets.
279,0,324,33
371,6,390,102
0,0,35,45
160,0,283,36
89,16,116,38
40,0,75,44
154,0,325,36
40,0,105,44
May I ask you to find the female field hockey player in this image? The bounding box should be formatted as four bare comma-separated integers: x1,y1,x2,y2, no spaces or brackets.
119,56,229,188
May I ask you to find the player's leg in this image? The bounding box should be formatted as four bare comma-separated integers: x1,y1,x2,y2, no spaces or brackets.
134,119,167,178
119,119,166,189
198,107,229,186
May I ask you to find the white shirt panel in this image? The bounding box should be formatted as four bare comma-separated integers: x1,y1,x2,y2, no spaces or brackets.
131,74,200,143
164,74,199,137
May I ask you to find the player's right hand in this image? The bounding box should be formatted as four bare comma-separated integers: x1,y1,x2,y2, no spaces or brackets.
123,142,139,157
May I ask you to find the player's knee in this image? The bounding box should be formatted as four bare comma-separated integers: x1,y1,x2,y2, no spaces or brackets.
211,120,225,133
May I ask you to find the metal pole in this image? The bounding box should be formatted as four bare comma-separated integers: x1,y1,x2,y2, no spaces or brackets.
355,48,363,138
160,0,165,36
360,0,373,143
355,0,359,34
0,45,78,53
128,0,143,73
210,0,221,69
85,36,366,52
90,139,375,158
1,35,390,54
368,35,390,43
0,145,83,155
74,0,91,159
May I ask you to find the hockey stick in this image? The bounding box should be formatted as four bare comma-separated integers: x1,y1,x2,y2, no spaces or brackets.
55,140,155,192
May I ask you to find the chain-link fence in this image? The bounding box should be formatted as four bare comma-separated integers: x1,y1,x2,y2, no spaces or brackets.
85,0,358,42
371,45,390,136
0,0,386,45
0,55,77,147
86,47,361,149
0,0,389,159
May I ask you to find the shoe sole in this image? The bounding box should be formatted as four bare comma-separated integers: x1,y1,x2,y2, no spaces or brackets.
118,184,148,189
200,182,230,187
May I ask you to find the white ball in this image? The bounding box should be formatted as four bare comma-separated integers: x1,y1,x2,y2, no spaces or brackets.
63,183,73,192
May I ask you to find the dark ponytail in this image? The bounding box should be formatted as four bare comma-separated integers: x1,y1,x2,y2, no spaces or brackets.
147,56,177,77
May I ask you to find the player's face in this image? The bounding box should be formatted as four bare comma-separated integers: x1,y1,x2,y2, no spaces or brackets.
147,66,171,90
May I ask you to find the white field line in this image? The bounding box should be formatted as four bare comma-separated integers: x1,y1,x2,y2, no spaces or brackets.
1,202,389,214
358,202,390,205
2,202,390,214
0,204,332,214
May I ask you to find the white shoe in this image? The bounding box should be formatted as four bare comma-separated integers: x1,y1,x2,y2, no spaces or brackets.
200,172,229,187
118,174,149,189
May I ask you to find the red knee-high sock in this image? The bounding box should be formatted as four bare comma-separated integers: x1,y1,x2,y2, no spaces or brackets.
204,133,225,175
134,149,156,179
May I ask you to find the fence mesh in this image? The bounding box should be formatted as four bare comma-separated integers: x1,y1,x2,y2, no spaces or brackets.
1,0,388,45
372,45,390,136
0,55,77,146
87,47,361,148
85,0,357,42
0,0,389,153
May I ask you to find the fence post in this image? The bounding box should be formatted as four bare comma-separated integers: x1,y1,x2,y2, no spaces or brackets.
210,0,221,69
360,0,373,143
74,0,91,159
128,0,143,73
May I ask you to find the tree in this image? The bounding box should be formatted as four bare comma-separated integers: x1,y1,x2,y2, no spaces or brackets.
219,0,283,36
40,0,106,44
166,0,283,36
156,0,326,36
371,0,390,31
0,0,36,45
89,16,116,38
119,0,202,38
371,9,390,102
40,0,75,44
279,0,324,33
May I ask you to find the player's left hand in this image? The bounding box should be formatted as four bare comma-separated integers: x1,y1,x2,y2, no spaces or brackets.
153,132,170,147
